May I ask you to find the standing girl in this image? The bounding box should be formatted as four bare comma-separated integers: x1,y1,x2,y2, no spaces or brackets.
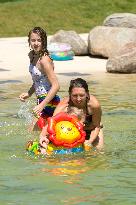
19,27,60,132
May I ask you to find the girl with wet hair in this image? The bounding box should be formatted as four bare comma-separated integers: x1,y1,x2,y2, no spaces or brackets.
40,78,104,151
69,78,89,95
68,78,90,113
28,27,49,57
19,27,60,137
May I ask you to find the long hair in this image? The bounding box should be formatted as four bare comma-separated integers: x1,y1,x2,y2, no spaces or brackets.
69,78,89,96
68,78,90,114
28,27,49,57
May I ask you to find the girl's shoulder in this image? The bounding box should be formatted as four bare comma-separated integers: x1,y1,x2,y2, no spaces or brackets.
40,54,54,67
40,53,52,62
88,95,100,109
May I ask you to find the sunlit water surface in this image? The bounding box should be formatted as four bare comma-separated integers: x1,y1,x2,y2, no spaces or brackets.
0,73,136,205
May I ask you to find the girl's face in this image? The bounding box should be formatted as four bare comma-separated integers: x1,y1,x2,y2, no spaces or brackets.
30,32,42,53
70,87,88,108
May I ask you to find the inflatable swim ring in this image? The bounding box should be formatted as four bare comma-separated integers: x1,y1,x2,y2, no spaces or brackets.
48,43,72,52
48,43,74,61
50,51,74,61
26,112,86,155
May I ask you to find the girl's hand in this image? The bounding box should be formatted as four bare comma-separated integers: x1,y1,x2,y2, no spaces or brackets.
33,103,45,117
39,135,49,148
19,92,29,102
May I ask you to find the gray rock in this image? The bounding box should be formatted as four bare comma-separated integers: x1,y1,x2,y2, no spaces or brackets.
103,13,136,28
106,46,136,73
50,30,88,55
88,26,136,58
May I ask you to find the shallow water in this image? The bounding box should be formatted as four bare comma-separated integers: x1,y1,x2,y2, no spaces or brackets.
0,73,136,205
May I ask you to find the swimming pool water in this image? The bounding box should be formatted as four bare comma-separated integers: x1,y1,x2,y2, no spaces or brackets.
0,73,136,205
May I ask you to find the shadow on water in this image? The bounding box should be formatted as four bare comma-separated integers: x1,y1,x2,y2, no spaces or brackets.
57,72,91,76
0,79,22,84
105,109,136,116
0,68,10,71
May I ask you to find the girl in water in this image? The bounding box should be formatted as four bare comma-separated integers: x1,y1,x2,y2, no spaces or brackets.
19,27,60,134
40,78,104,150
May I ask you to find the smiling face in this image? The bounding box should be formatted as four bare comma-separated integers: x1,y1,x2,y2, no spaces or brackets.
29,32,42,54
55,121,81,144
70,87,88,108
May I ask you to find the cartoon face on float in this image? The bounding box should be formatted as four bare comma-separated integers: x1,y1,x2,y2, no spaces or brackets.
47,112,86,148
55,121,81,144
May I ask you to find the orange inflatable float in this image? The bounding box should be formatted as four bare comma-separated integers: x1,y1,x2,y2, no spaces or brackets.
27,112,86,155
47,112,86,148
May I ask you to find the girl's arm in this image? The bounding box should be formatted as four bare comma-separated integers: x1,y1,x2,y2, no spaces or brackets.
28,84,35,97
19,84,35,102
85,97,102,145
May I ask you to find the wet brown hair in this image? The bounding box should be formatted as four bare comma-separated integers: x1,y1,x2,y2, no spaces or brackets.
69,78,89,97
28,26,49,57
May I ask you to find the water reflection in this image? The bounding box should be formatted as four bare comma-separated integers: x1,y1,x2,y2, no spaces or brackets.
41,158,89,177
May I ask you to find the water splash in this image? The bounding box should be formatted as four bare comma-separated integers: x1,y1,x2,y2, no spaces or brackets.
18,100,35,125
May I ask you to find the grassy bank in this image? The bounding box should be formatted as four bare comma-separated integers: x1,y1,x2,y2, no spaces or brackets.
0,0,136,37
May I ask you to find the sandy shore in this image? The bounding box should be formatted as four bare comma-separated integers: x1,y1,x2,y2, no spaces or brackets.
0,34,107,83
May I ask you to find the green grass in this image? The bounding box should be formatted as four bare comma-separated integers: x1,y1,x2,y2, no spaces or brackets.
0,0,136,37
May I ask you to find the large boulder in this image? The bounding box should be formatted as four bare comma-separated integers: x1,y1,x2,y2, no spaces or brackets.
103,13,136,29
88,26,136,58
49,30,88,55
106,43,136,73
